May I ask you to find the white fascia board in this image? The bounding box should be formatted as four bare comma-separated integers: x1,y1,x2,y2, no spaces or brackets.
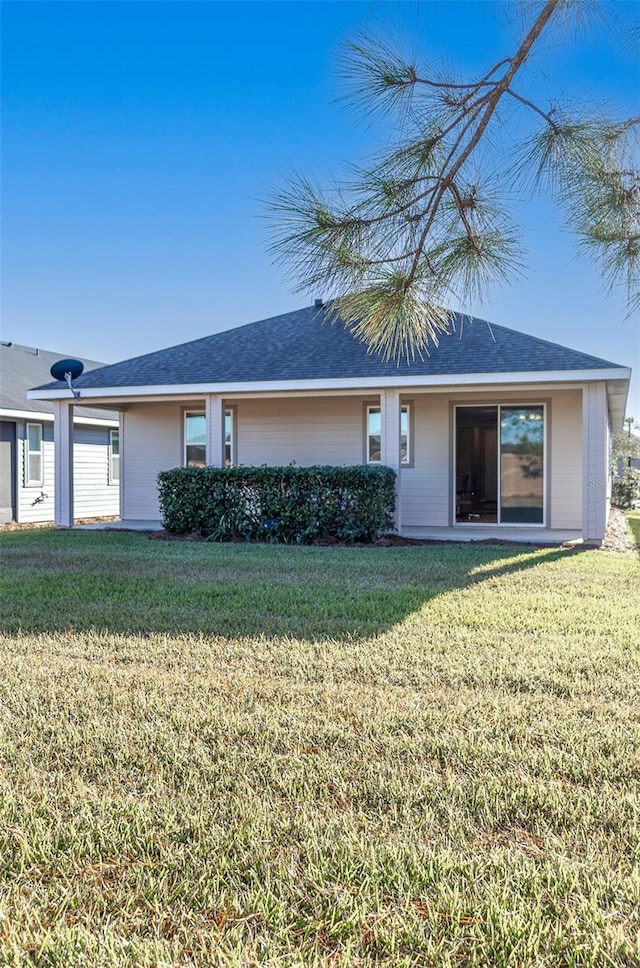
73,415,120,427
0,407,118,427
1,408,55,421
27,367,631,401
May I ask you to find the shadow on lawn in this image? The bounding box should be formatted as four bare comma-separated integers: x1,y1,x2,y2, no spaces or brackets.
0,529,587,641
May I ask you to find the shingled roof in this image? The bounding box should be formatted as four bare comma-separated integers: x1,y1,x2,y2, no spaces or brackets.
2,342,117,420
33,305,626,392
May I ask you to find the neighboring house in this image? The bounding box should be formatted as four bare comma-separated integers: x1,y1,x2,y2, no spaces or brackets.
1,342,120,524
612,431,640,476
29,304,631,544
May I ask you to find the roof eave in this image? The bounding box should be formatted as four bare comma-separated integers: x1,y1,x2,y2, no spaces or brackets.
606,377,630,432
0,406,119,426
27,367,631,402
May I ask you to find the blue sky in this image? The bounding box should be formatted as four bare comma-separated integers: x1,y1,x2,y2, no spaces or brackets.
3,0,638,420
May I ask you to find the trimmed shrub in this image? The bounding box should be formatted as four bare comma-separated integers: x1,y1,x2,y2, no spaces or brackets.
157,465,396,543
611,469,640,509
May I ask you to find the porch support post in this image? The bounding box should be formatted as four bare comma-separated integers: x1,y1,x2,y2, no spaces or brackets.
54,400,74,527
118,411,125,521
380,388,402,533
205,395,224,468
582,382,609,542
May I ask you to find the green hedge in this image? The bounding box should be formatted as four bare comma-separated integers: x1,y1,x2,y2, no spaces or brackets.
611,469,640,509
157,465,396,543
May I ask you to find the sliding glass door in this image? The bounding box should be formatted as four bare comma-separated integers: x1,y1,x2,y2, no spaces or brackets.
499,407,544,523
455,405,545,525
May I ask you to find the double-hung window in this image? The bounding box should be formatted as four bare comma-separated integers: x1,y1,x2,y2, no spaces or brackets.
184,409,235,467
400,405,411,464
184,413,207,467
25,423,44,485
366,404,411,464
224,409,234,467
109,429,120,483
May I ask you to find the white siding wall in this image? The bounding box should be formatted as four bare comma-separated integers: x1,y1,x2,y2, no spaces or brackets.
236,397,366,466
400,388,584,532
400,395,450,527
120,387,588,535
549,389,582,530
73,427,120,519
15,420,119,523
16,421,55,523
122,403,183,519
582,382,608,540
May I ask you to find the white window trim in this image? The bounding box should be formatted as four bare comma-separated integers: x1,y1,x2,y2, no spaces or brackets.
453,402,547,527
366,403,411,465
400,402,412,466
224,407,236,467
25,422,44,486
184,411,206,467
184,408,235,467
366,404,381,464
109,428,120,485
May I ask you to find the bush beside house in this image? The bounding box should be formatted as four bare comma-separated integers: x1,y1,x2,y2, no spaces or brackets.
157,465,396,543
611,469,640,509
611,431,640,508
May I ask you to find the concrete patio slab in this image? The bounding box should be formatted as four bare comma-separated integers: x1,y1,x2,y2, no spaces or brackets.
74,520,162,531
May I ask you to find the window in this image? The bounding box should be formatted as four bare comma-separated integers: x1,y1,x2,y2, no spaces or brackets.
185,413,206,467
225,409,234,467
400,404,411,464
25,423,43,485
109,429,120,483
184,409,235,467
455,405,545,525
366,406,382,463
366,404,411,464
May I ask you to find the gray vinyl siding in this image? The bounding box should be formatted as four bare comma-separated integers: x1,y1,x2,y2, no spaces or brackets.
16,422,55,523
14,419,118,523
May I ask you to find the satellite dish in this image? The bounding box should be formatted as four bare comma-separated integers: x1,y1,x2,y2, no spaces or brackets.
50,358,84,381
50,358,84,400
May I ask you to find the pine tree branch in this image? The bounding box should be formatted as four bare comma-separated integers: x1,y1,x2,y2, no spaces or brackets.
268,0,638,359
406,0,562,287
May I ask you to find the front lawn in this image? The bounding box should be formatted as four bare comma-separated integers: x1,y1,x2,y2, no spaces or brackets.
626,510,640,547
0,529,638,966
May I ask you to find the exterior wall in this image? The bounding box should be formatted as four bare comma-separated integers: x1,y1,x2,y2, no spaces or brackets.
548,389,582,530
73,426,120,519
0,421,17,524
235,396,367,466
121,403,184,519
120,386,590,539
13,418,119,523
120,397,368,520
16,421,55,523
400,387,583,535
400,394,450,528
582,382,609,541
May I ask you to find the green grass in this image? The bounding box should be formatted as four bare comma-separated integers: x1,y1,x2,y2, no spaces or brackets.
1,529,639,966
626,510,640,548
